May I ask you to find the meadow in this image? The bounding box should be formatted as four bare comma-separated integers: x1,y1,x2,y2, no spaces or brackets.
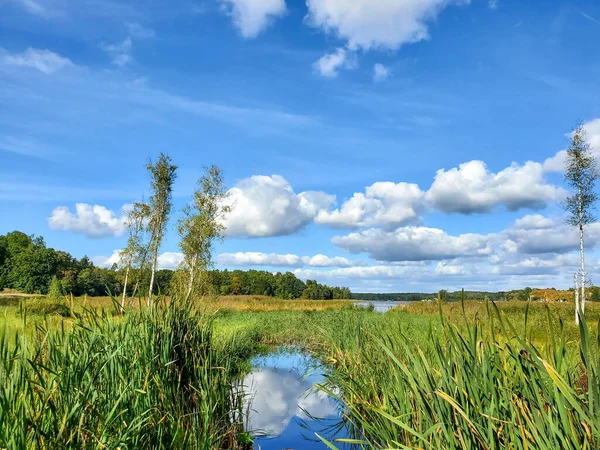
0,294,598,449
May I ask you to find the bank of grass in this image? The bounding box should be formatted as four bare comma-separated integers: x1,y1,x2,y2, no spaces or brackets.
2,295,600,448
0,297,252,449
320,301,600,449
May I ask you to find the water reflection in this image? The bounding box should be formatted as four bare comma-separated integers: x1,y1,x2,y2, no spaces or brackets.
243,351,346,449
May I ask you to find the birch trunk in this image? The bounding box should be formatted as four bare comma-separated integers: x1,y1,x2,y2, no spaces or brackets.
575,273,580,325
185,255,197,302
148,249,158,307
578,184,586,318
580,222,585,316
121,264,130,312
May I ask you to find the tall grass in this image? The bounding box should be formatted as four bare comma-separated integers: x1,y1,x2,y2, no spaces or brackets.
321,301,600,449
0,297,251,449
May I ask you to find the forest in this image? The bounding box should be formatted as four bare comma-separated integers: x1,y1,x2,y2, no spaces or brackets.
0,230,351,300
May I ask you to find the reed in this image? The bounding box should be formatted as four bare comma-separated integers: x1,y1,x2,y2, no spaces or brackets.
320,301,600,449
0,296,250,449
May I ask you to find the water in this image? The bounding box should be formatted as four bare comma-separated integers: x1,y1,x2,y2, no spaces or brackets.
354,300,411,312
242,351,347,449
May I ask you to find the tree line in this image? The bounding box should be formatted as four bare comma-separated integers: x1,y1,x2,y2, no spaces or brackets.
0,230,350,300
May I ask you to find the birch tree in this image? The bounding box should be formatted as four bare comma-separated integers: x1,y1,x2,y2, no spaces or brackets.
120,201,150,311
564,124,598,323
146,153,178,306
177,165,230,302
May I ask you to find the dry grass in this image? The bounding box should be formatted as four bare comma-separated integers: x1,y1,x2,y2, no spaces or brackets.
201,295,353,312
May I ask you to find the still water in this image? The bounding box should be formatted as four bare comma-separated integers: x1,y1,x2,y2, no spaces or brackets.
354,300,411,312
242,351,348,450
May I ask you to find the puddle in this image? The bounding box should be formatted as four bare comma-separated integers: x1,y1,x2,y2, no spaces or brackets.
242,350,348,449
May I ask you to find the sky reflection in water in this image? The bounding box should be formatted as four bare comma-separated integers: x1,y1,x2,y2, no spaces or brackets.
242,351,346,450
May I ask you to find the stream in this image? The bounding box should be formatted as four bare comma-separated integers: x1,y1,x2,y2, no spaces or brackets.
242,350,348,450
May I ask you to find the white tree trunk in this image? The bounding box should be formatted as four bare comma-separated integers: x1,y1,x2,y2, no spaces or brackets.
575,273,580,325
580,223,586,317
185,255,197,302
148,250,158,307
121,264,130,312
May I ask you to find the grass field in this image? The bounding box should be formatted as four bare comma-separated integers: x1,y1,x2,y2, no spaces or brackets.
0,294,598,448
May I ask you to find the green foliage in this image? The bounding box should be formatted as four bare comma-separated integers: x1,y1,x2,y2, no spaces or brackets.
47,276,63,301
146,153,178,302
177,165,230,299
564,124,599,227
0,298,249,448
319,303,600,449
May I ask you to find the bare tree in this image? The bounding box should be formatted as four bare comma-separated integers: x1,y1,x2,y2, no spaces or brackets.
177,165,230,302
146,153,178,306
120,201,150,311
564,124,598,323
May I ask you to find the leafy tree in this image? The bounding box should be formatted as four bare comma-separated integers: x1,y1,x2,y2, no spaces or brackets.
0,236,7,291
178,165,229,301
77,268,100,296
120,201,150,310
564,124,599,323
145,153,178,306
47,276,63,301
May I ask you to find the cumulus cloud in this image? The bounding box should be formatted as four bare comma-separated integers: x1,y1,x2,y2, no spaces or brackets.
501,215,600,255
313,47,356,78
316,181,423,229
48,203,129,238
0,48,74,74
95,250,183,269
544,118,600,172
217,252,364,267
306,0,469,51
158,252,185,269
332,226,491,262
93,249,122,268
426,160,565,214
223,175,335,237
221,0,286,38
373,63,390,82
294,265,418,280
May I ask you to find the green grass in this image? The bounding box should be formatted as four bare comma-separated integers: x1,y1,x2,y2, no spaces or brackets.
319,301,600,449
2,295,599,449
0,297,252,449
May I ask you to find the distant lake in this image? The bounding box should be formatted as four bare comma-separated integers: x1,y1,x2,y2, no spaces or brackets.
354,300,411,313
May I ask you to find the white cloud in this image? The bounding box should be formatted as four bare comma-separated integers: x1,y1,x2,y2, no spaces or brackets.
306,0,469,51
332,226,491,262
488,0,498,9
295,265,417,280
223,175,334,237
0,48,74,74
426,160,565,214
48,203,129,238
315,181,423,229
126,22,155,39
221,0,286,38
502,215,600,255
373,63,390,82
435,261,465,275
158,252,184,269
313,47,356,78
544,118,600,172
101,37,133,67
93,249,122,268
95,250,183,269
216,252,363,267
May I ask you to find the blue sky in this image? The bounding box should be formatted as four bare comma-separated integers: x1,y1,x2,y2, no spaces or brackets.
2,0,600,292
